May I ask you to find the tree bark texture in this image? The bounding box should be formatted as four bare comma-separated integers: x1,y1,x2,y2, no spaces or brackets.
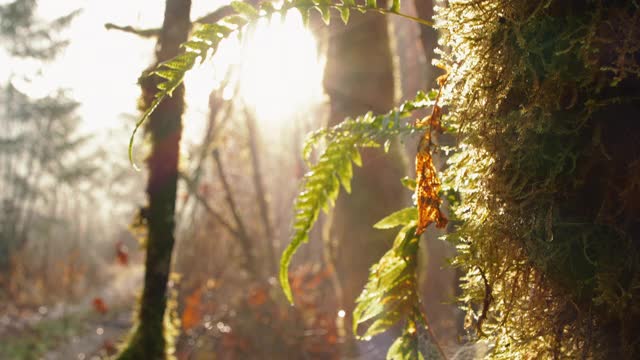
117,0,191,358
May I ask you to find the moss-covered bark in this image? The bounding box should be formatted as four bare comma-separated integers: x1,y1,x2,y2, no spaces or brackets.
116,1,191,359
438,0,640,358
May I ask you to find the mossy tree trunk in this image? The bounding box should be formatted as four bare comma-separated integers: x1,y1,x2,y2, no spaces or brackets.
117,0,191,359
323,8,407,356
438,0,640,357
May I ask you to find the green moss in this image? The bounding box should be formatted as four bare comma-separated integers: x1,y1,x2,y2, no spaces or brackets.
115,323,165,360
438,0,640,358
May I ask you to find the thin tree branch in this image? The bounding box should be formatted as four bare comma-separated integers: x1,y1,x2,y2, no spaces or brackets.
243,107,277,275
103,2,253,38
103,23,160,38
175,80,229,219
179,172,241,239
212,148,259,278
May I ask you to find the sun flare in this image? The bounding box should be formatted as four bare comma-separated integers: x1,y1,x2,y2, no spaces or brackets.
3,0,324,148
183,11,325,145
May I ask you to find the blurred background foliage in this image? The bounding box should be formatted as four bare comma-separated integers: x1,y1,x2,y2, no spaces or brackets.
0,0,463,359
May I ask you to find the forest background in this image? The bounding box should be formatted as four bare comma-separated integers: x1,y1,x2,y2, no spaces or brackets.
0,0,462,358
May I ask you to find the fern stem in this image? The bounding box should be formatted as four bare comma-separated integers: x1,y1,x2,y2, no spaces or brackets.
360,6,435,27
418,309,449,360
325,4,435,27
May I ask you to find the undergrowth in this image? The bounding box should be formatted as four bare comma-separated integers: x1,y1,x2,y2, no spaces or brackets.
0,313,86,360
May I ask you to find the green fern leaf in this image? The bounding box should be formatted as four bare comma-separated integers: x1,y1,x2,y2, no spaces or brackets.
353,223,419,337
179,40,209,55
386,323,424,360
351,147,362,166
339,6,350,24
336,155,353,193
364,309,403,338
373,207,417,229
390,0,401,13
293,0,315,26
193,23,233,39
315,0,332,24
279,140,358,302
260,2,277,15
231,1,259,19
400,176,416,191
223,14,250,27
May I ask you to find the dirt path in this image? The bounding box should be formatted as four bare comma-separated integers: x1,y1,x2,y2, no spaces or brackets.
43,264,143,359
0,264,143,359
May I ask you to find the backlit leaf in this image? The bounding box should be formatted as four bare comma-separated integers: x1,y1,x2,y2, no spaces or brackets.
401,176,416,191
386,323,424,360
390,0,401,13
339,6,350,24
231,1,259,19
353,225,422,340
374,207,418,229
414,135,447,235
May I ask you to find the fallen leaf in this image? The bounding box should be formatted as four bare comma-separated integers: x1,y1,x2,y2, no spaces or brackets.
92,297,108,314
181,287,203,331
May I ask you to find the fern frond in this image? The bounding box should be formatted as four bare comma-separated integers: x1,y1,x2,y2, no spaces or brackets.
129,0,435,168
355,207,445,359
280,91,437,303
355,210,436,360
386,319,425,360
353,221,419,339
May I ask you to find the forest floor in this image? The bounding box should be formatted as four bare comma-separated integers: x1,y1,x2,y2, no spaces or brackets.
0,264,142,360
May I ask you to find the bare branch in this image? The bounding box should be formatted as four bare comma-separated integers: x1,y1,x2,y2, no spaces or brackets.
179,172,241,239
244,107,277,275
212,149,259,278
103,1,251,39
103,23,160,38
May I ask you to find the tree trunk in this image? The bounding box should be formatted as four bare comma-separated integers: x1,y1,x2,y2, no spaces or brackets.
116,0,191,359
323,9,407,356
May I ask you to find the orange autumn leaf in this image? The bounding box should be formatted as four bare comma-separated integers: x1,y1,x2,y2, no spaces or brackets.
181,287,203,331
92,297,108,314
414,66,449,236
415,138,447,235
